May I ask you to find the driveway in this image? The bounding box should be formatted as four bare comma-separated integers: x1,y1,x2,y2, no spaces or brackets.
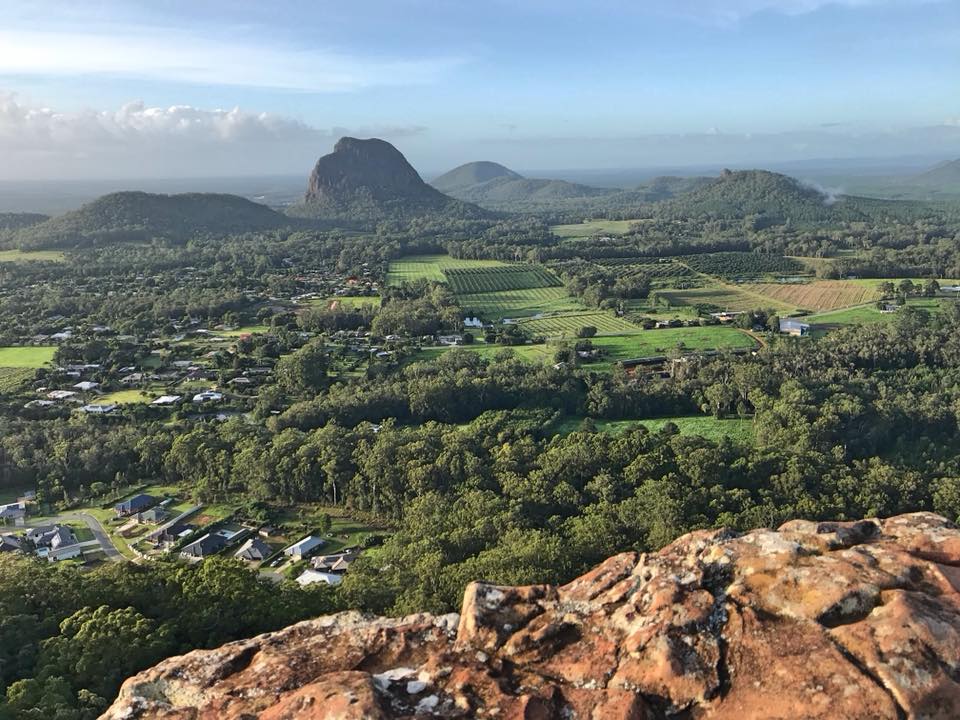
60,512,124,562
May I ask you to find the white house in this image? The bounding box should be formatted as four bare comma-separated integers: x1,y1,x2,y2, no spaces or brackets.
79,404,117,414
192,391,223,403
151,395,182,405
283,535,325,558
73,381,100,391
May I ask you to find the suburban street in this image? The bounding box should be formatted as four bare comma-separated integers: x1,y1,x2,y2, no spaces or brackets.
59,513,124,562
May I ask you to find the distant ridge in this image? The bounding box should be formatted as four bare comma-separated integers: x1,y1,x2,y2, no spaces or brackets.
15,192,290,249
289,137,488,224
432,161,523,192
0,212,49,231
915,158,960,186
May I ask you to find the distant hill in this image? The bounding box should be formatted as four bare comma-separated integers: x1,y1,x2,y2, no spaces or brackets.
0,212,49,231
915,159,960,186
289,137,487,224
432,161,522,193
16,192,291,249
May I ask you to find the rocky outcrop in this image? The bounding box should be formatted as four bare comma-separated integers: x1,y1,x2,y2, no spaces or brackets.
292,137,485,223
102,513,960,719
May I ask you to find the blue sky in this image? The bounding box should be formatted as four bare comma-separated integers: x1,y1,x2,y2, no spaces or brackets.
0,0,958,178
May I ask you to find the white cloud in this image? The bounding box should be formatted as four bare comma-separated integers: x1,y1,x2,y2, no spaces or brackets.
663,0,941,23
0,93,425,179
0,28,463,92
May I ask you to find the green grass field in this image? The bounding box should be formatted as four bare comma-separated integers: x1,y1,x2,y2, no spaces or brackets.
0,249,65,262
588,326,755,361
0,346,57,367
550,219,637,237
458,287,585,321
517,311,640,336
99,389,153,405
657,285,795,312
806,297,952,325
554,415,754,443
386,255,508,285
218,325,270,336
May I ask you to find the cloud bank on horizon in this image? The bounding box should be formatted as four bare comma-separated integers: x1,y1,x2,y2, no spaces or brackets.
0,0,956,178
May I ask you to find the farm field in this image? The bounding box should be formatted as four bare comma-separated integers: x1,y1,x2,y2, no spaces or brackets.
592,257,694,280
413,344,555,364
587,326,755,361
319,296,381,309
554,415,754,443
0,346,56,367
806,297,951,325
386,254,507,285
517,311,640,336
682,252,807,278
0,367,33,394
443,265,561,294
550,219,638,237
99,389,154,404
457,287,584,320
744,280,880,312
0,249,65,262
656,285,795,312
218,325,270,337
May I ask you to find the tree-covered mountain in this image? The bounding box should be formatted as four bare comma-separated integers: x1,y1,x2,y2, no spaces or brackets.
289,137,488,225
0,212,49,231
15,192,292,249
914,159,960,187
431,161,522,192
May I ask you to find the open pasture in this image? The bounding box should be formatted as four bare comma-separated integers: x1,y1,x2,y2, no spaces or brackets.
656,285,792,312
386,254,507,285
517,311,640,336
0,346,56,367
550,219,638,237
744,280,880,312
457,287,583,321
320,296,381,310
588,326,755,361
444,265,560,294
0,249,65,262
806,297,951,326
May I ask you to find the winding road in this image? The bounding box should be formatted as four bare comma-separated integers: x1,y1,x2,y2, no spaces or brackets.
59,512,124,562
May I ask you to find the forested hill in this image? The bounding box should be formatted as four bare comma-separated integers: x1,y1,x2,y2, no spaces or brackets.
431,161,522,192
0,212,49,231
14,192,293,249
651,168,941,226
289,137,489,226
915,158,960,186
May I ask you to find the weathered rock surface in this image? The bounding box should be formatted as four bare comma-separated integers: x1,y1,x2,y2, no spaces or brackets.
102,513,960,719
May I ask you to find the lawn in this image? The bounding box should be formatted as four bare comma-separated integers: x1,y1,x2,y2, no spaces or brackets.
0,346,57,367
99,389,153,404
386,254,508,286
553,415,754,443
457,287,584,321
550,219,638,237
587,326,756,362
0,249,65,262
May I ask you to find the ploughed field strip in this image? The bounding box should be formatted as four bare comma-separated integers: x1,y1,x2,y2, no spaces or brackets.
517,311,640,336
386,254,509,285
744,280,881,312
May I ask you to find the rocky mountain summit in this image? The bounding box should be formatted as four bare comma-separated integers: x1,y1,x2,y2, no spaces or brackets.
102,512,960,719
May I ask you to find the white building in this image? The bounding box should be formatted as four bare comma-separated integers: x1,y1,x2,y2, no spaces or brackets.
295,569,343,587
283,535,325,558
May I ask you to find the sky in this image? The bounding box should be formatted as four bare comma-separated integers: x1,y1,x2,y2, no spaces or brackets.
0,0,958,180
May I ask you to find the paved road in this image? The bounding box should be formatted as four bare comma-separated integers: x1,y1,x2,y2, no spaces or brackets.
60,513,124,562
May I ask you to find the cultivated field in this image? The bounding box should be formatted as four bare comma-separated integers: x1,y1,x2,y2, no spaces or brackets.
443,265,561,294
591,257,694,280
517,311,640,336
656,285,794,312
0,346,57,367
0,249,65,262
550,219,638,237
0,367,33,394
457,287,583,320
682,252,807,278
386,255,508,285
745,280,880,312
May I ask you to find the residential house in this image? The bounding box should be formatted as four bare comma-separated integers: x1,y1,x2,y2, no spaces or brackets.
26,525,80,561
79,403,117,414
115,493,157,517
180,532,228,560
283,535,325,559
295,569,343,587
779,318,811,337
234,536,272,562
73,381,100,391
137,506,169,524
0,534,21,553
437,334,464,346
311,551,358,573
192,391,223,403
0,502,26,523
46,390,77,400
151,395,182,406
